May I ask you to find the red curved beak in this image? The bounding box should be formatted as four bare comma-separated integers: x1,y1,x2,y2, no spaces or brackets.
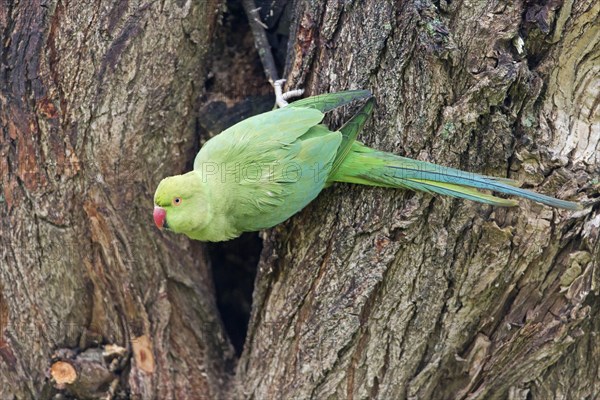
153,206,167,230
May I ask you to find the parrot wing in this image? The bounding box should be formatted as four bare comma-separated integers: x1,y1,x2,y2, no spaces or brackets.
194,106,342,235
329,97,375,180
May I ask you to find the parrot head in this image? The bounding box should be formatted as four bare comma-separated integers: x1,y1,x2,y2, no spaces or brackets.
153,171,210,236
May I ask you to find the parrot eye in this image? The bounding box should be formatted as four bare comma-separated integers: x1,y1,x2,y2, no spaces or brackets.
172,197,182,206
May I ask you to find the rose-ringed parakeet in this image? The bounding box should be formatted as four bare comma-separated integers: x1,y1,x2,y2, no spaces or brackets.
153,91,581,242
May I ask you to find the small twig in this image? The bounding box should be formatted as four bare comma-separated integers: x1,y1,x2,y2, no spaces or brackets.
242,0,279,86
242,0,305,108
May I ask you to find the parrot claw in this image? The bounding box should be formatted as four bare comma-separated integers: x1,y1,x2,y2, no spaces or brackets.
274,79,304,108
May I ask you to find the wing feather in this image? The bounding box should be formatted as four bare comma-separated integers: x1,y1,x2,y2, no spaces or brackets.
193,107,341,235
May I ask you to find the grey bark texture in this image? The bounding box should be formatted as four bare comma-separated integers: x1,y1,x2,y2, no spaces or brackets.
0,0,598,399
1,1,233,399
236,0,599,399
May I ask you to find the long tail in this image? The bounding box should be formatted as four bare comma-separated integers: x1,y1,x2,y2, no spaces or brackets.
331,142,581,210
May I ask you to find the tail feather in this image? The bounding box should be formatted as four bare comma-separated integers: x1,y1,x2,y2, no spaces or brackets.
332,143,581,210
401,179,519,207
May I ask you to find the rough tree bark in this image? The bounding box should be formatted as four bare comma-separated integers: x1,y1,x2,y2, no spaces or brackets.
0,1,234,399
1,0,598,399
236,1,599,399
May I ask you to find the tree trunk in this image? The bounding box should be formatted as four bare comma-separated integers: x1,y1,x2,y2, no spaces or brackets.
1,1,234,399
236,1,599,399
1,0,598,399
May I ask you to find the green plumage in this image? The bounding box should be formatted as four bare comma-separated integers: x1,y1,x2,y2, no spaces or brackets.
153,91,581,242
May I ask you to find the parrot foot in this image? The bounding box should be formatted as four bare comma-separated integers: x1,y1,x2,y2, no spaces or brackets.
274,79,304,108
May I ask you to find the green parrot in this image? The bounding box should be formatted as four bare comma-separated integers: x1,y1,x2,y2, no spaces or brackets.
153,91,581,242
